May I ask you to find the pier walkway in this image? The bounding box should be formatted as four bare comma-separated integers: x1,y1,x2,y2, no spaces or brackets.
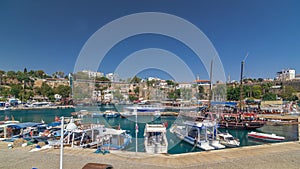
0,141,300,169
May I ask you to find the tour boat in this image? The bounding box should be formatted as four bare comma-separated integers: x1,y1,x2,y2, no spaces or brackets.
219,112,266,130
247,131,285,142
144,123,168,153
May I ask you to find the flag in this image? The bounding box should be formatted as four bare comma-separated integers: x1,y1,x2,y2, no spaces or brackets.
164,121,168,128
135,123,138,133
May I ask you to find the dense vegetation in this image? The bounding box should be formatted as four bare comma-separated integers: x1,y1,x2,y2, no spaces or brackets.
0,68,71,102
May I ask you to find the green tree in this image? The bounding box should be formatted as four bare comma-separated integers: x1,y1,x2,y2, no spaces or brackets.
6,70,16,78
197,85,205,99
281,86,297,101
252,85,262,99
40,82,54,98
0,70,5,85
54,85,71,98
10,84,22,98
262,93,277,101
131,76,141,84
227,87,240,101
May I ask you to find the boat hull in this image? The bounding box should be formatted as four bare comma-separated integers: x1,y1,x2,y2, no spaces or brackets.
219,121,265,130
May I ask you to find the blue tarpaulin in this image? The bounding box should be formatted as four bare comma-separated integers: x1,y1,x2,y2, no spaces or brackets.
7,122,43,129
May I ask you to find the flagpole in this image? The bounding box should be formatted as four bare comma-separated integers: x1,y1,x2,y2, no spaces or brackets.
60,116,64,169
135,107,138,153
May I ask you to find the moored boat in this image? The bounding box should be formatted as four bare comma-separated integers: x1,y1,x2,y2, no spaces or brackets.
217,132,240,147
247,131,285,142
103,110,120,118
144,123,168,154
170,120,215,151
219,112,266,130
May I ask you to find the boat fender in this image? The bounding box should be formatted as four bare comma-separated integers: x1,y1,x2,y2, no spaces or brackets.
226,122,228,128
244,123,249,127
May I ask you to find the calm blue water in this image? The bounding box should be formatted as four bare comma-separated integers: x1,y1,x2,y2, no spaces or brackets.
1,106,298,154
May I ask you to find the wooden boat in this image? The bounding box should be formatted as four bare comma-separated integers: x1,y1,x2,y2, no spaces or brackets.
247,131,285,142
144,124,168,153
219,112,266,130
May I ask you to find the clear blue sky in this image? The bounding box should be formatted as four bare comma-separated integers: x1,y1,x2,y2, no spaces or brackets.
0,0,299,81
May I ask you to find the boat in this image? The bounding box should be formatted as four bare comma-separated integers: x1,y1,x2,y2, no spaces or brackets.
125,104,165,112
247,131,285,142
217,132,240,147
219,112,266,130
71,110,90,118
120,111,136,118
144,123,168,154
49,122,131,150
170,120,215,151
101,128,132,150
153,111,161,119
103,110,120,118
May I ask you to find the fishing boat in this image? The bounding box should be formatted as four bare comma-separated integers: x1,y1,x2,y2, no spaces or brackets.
144,123,168,154
101,128,132,150
247,131,285,142
170,120,215,151
217,132,240,147
49,122,131,150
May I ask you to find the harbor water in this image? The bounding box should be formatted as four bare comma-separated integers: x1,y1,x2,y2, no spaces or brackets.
0,106,298,154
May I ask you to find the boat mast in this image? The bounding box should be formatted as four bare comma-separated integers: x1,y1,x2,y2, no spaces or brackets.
209,60,213,108
239,53,249,112
239,61,244,112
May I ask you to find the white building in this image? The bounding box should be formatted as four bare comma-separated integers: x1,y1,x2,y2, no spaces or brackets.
106,73,118,82
82,70,104,79
276,69,295,81
177,82,192,89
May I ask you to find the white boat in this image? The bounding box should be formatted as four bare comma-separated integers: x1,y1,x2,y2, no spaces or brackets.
153,111,161,119
144,124,168,153
103,110,120,118
247,131,285,142
120,111,136,118
125,104,165,112
217,133,240,147
170,120,215,151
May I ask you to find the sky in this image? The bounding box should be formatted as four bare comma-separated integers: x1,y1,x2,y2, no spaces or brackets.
0,0,299,82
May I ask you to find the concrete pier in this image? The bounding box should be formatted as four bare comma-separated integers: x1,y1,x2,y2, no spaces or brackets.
1,141,300,169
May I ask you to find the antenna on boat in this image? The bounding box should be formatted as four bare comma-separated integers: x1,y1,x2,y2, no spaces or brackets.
239,52,249,112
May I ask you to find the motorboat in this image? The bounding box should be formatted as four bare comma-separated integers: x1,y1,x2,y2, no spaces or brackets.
170,120,215,151
247,131,285,142
125,104,165,112
103,110,120,118
217,132,240,147
144,124,168,153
